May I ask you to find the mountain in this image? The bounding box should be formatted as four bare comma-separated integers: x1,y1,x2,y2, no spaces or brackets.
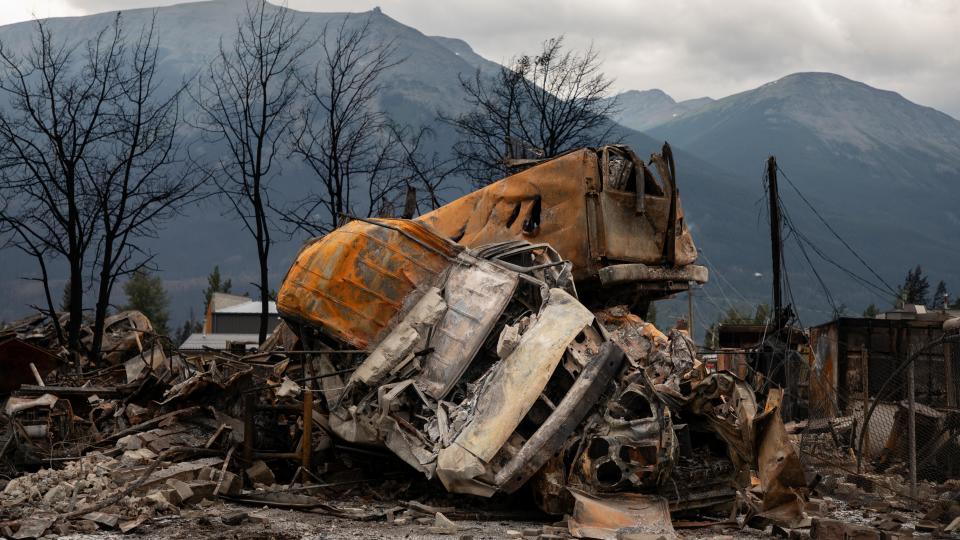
0,1,493,325
429,35,501,75
609,89,714,132
643,73,960,323
0,4,956,338
0,1,760,336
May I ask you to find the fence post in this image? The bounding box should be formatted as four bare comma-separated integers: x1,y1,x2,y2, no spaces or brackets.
861,347,869,459
907,357,917,498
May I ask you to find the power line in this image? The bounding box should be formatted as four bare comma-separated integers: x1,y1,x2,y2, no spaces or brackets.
776,164,898,297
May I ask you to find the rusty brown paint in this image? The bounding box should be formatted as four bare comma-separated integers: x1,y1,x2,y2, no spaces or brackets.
567,489,675,539
416,146,699,287
277,219,460,349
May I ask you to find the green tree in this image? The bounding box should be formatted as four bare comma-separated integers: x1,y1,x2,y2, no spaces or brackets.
932,280,948,309
898,265,929,307
60,279,72,313
174,308,202,347
124,269,170,336
202,265,232,310
863,303,880,318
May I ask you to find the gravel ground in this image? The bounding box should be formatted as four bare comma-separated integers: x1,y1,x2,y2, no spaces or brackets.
51,501,760,540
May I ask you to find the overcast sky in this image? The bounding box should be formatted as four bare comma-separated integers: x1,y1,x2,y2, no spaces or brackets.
4,0,959,117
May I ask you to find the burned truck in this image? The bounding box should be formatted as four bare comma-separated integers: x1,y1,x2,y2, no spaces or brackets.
275,145,805,525
416,144,707,312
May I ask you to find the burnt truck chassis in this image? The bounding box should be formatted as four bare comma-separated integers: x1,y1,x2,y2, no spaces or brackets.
276,146,806,525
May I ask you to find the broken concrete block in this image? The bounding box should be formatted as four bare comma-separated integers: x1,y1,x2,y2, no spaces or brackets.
119,516,148,533
144,490,176,510
165,479,194,504
139,457,223,490
505,531,523,539
199,466,237,493
427,512,457,535
185,480,217,503
245,460,275,485
198,467,216,481
121,448,158,466
213,470,241,496
946,517,960,532
82,512,120,529
41,484,69,506
10,516,55,539
116,434,143,451
222,511,248,525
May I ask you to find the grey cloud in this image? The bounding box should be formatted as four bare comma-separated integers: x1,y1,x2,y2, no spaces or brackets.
49,0,960,117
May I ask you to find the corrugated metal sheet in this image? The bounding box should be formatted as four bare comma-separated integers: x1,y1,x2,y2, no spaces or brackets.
276,218,461,349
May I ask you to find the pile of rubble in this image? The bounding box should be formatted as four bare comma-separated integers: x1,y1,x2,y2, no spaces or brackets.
0,145,942,539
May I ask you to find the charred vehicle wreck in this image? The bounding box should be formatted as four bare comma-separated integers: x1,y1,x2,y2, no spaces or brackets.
275,145,807,534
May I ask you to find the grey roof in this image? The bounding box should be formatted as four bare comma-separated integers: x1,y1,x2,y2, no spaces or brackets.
217,300,278,315
209,293,250,312
179,333,260,351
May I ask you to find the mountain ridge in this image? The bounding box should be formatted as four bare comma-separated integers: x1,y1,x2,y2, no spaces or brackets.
0,3,955,337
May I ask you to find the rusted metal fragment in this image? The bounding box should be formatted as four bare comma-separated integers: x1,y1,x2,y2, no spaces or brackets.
572,374,677,493
598,263,708,287
685,372,758,475
416,256,518,399
376,379,439,476
567,489,676,540
277,218,460,349
753,400,808,528
436,288,594,495
495,341,625,493
123,344,168,383
95,311,154,365
596,306,695,392
349,288,446,388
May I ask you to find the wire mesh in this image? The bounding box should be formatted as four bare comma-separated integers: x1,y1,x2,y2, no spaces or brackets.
796,327,960,501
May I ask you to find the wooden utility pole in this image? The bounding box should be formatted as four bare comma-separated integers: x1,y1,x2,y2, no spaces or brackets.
767,156,784,329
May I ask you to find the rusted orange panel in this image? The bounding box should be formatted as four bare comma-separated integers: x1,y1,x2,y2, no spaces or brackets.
416,147,698,285
418,149,597,280
277,219,460,349
808,325,838,417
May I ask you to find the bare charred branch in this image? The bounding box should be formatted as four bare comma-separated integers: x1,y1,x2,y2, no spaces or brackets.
442,36,620,186
191,0,313,344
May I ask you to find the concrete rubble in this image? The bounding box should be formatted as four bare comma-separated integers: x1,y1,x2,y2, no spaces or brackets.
0,145,953,538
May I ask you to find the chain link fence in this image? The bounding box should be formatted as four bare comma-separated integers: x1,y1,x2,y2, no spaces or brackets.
796,321,960,500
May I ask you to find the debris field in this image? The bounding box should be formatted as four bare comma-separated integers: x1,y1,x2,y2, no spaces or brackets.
1,145,957,539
